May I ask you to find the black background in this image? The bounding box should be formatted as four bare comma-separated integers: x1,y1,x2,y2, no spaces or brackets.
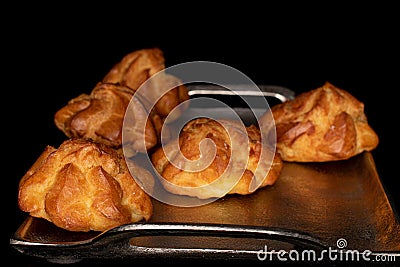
4,4,399,266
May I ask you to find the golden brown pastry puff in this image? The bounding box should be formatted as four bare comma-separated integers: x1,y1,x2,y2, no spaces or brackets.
103,47,189,119
18,139,153,232
263,82,379,162
54,82,163,156
55,48,189,156
151,118,283,199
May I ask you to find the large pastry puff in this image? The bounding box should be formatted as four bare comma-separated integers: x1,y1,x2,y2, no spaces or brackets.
103,47,189,119
266,82,379,162
151,118,283,199
54,82,163,156
18,139,153,232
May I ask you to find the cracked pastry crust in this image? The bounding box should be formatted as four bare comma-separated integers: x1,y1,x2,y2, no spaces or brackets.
54,82,163,155
103,47,189,119
151,118,283,199
54,48,189,156
265,82,379,162
18,139,153,232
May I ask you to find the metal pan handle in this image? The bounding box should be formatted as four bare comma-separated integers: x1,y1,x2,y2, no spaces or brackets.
105,222,327,248
90,222,328,261
187,84,295,103
11,222,328,263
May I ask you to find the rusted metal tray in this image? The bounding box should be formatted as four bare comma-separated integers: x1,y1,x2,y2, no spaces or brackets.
10,84,400,264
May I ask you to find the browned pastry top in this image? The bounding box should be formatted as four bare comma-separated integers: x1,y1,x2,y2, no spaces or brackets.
54,82,163,156
18,139,153,232
103,48,164,90
54,48,189,156
151,118,283,199
103,47,189,118
267,82,379,162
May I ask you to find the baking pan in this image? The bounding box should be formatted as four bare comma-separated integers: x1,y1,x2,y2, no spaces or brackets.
10,84,400,264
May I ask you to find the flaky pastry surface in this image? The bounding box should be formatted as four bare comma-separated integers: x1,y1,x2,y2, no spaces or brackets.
265,82,379,162
54,82,163,155
18,139,153,232
151,118,283,199
54,48,189,156
103,47,189,118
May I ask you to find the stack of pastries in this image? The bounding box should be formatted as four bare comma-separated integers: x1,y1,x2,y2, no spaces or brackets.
17,47,379,233
18,48,189,232
54,48,189,156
